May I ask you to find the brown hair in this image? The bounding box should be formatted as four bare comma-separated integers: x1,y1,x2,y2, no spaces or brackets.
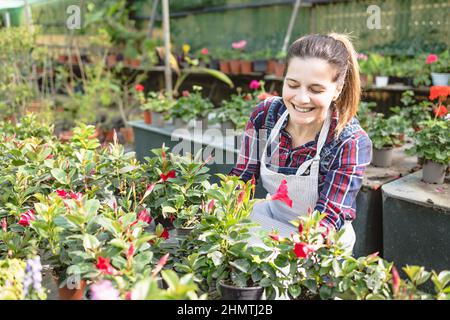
284,33,361,135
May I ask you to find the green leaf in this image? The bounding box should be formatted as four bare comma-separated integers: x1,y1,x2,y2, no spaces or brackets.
83,234,100,251
51,168,69,185
229,259,250,273
108,238,128,250
208,251,223,266
288,284,301,299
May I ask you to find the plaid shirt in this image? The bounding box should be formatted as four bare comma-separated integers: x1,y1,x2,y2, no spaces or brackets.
229,97,372,231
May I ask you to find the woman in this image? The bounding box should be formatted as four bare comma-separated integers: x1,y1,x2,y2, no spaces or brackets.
229,33,372,253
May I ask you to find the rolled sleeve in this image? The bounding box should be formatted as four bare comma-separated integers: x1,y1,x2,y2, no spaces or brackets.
315,132,372,230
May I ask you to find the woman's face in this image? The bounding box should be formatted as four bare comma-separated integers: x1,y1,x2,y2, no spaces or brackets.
282,57,342,127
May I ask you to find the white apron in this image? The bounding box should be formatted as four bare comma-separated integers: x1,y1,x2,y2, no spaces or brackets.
250,109,356,254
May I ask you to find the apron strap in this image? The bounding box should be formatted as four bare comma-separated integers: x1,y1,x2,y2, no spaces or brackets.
295,108,332,176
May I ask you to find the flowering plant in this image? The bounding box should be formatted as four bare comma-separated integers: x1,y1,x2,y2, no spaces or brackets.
366,113,403,149
142,146,211,223
139,91,174,113
425,51,449,74
169,86,214,122
174,175,291,299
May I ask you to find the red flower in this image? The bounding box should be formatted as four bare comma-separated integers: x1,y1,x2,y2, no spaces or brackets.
56,189,68,199
249,80,261,90
46,154,54,159
96,257,117,275
293,242,315,259
243,94,253,101
201,48,209,55
298,222,303,234
69,191,83,201
269,233,280,241
126,244,135,259
152,253,169,277
2,218,7,232
137,209,152,224
161,228,169,240
160,170,176,182
19,209,36,227
236,190,246,207
425,54,438,64
391,266,400,296
208,199,215,213
135,84,144,92
429,86,450,101
182,90,190,97
433,105,448,117
270,179,293,208
125,291,133,300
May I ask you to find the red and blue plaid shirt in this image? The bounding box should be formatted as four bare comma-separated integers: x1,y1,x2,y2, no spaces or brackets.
230,97,372,231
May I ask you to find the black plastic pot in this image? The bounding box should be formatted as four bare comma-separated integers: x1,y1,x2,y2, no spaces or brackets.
208,59,220,70
154,216,174,230
219,281,264,300
253,59,267,73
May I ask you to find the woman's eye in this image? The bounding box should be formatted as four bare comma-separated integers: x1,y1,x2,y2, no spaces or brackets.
287,84,298,89
310,88,323,94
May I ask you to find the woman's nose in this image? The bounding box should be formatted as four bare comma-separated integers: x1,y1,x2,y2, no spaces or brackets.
292,88,311,104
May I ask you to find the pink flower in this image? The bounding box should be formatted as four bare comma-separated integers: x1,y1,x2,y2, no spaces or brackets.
46,154,54,159
208,199,215,213
182,90,190,97
125,291,133,300
160,170,176,182
19,209,36,227
90,280,120,300
2,218,7,232
137,209,152,224
391,266,400,296
425,54,438,64
201,48,209,55
249,80,261,90
152,253,169,277
56,189,68,199
232,40,247,50
135,84,144,92
293,242,315,259
269,233,280,241
357,53,368,61
270,179,293,208
95,257,118,275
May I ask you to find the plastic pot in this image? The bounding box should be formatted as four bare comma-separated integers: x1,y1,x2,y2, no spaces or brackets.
375,76,389,87
431,73,450,86
229,60,241,74
174,118,189,129
253,60,268,73
371,147,393,167
151,111,166,127
221,120,235,135
219,60,230,73
422,160,447,184
219,281,264,300
143,110,152,124
240,60,253,74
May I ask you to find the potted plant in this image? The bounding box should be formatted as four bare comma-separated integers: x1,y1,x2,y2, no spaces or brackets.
174,176,291,300
357,52,370,87
407,117,449,184
274,51,286,78
169,86,214,130
367,53,393,87
356,101,377,131
229,40,247,74
252,49,271,73
213,92,255,134
142,146,211,230
139,91,172,127
367,113,400,167
426,51,450,86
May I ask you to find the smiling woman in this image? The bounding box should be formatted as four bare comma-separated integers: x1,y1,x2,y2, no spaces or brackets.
229,33,372,254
